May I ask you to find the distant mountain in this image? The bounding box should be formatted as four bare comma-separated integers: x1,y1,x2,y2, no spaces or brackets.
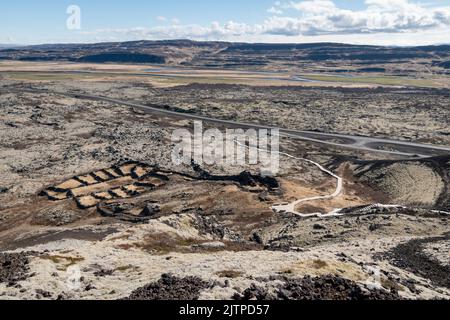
77,52,165,64
0,44,22,49
436,60,450,69
0,40,448,73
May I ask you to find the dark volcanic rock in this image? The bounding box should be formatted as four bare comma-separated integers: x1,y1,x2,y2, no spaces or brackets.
124,274,209,300
191,162,279,190
234,275,400,300
237,171,257,186
313,224,326,230
386,234,450,289
140,203,161,217
193,214,241,241
94,269,115,277
275,275,399,300
258,191,270,202
0,252,31,286
233,283,273,300
35,289,52,298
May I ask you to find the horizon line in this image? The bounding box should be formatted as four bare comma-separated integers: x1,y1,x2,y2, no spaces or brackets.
2,39,450,49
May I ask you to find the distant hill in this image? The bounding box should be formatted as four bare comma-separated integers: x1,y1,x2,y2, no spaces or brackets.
436,60,450,69
0,44,22,49
77,53,165,64
0,40,449,73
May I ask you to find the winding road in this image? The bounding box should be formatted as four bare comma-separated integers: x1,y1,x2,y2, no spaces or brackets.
4,87,450,158
58,93,450,158
2,86,450,217
235,139,344,217
236,139,450,217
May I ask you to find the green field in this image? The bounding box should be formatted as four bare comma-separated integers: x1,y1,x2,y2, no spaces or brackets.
3,70,447,88
3,71,127,81
301,74,441,87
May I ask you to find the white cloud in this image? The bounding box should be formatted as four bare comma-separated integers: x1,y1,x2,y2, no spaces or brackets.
268,6,284,14
81,1,450,45
275,0,450,35
290,0,337,15
267,1,291,15
157,16,181,25
365,0,419,11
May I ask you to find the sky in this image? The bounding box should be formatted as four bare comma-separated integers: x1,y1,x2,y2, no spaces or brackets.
1,0,450,46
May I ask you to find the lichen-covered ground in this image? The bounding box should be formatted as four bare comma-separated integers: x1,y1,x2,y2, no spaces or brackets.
0,79,449,300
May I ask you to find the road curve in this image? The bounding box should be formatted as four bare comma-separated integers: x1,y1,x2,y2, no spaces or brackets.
236,140,450,218
235,139,344,217
3,87,450,158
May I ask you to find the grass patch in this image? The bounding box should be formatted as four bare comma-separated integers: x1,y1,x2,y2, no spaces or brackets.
300,73,439,87
5,72,88,81
380,276,404,292
156,76,260,86
312,259,328,269
108,234,132,242
115,265,139,272
40,254,84,270
215,270,245,278
122,233,263,255
137,233,200,255
4,71,129,81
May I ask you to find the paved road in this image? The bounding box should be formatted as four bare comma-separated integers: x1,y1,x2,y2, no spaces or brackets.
4,87,450,158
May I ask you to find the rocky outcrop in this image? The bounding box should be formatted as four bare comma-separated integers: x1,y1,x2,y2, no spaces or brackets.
124,274,209,300
191,161,280,190
234,275,400,300
140,203,161,217
0,252,32,286
386,233,450,289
